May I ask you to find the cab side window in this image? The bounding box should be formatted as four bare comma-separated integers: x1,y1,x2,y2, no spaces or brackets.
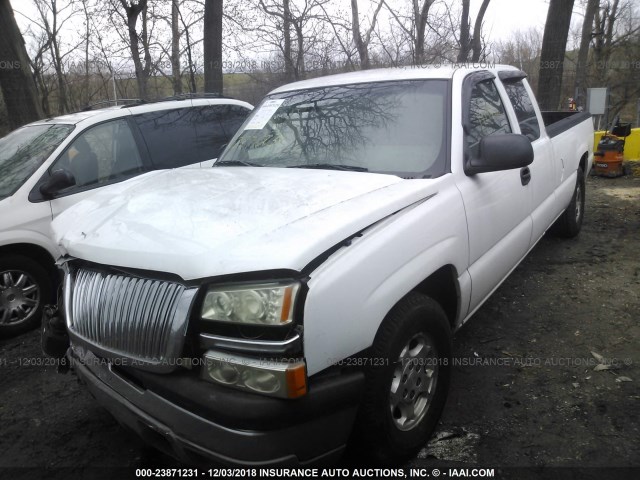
502,80,540,141
465,80,512,158
53,119,143,191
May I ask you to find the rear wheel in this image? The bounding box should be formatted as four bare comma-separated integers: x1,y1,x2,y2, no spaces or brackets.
352,293,452,465
553,167,585,238
0,255,52,337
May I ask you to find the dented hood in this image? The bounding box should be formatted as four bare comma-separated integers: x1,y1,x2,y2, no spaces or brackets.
52,167,437,280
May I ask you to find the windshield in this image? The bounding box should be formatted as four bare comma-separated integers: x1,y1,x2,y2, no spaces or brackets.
219,80,449,178
0,124,74,200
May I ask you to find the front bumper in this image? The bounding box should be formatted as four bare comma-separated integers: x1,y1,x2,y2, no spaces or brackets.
68,345,364,466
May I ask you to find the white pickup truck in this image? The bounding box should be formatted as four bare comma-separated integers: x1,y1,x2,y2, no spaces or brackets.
45,65,593,466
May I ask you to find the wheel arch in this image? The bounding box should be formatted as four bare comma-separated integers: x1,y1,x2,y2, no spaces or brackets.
579,151,588,176
411,265,459,329
0,243,60,300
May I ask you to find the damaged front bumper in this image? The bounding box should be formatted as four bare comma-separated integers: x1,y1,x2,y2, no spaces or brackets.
67,345,364,466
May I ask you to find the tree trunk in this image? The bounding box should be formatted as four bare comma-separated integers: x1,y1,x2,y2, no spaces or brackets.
283,0,294,81
50,34,68,114
604,0,619,51
83,0,90,106
351,0,370,69
574,0,599,108
294,22,305,79
204,0,223,94
171,0,182,95
471,0,491,62
414,0,433,64
537,0,575,110
0,0,44,129
120,0,150,100
179,9,197,93
457,0,470,62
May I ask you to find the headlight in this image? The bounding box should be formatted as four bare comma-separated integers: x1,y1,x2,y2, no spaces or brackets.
201,282,299,326
202,350,307,399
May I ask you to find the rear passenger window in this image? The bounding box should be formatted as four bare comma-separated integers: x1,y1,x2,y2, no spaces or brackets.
502,80,540,141
134,105,251,169
220,105,251,137
134,108,200,169
192,106,229,161
193,105,250,160
466,80,511,158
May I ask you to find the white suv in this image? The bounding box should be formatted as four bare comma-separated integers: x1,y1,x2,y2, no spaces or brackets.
0,97,252,336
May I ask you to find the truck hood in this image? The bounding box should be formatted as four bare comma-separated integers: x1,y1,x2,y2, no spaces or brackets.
53,168,438,280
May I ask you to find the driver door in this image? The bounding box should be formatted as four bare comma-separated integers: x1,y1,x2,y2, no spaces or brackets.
455,75,533,313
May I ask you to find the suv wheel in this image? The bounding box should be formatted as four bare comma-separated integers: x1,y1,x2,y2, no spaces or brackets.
0,255,52,337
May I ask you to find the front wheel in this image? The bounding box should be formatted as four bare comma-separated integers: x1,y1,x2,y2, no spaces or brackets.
0,255,52,337
553,167,585,238
352,293,452,465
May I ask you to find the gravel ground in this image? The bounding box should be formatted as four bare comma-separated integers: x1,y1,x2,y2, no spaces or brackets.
1,174,638,479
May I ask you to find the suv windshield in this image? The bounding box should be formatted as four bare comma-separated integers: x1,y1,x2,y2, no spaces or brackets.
219,80,448,178
0,124,74,200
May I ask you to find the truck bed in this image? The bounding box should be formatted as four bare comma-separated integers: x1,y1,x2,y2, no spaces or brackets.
542,111,592,138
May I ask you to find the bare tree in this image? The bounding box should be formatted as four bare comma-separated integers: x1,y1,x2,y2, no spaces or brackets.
470,0,490,61
0,0,44,128
115,0,152,100
171,0,182,94
457,0,491,62
574,0,599,108
31,0,79,113
537,0,575,110
351,0,384,69
384,0,437,64
457,0,470,61
256,0,297,80
234,0,331,81
493,28,542,90
177,3,203,93
204,0,223,94
80,0,92,106
591,0,640,120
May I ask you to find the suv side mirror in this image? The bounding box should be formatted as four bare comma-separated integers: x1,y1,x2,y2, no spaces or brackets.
465,134,533,175
39,169,76,199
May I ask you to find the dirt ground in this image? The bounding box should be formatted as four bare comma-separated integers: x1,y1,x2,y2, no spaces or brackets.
1,174,638,479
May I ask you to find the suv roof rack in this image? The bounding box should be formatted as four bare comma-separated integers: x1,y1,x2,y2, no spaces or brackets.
76,93,236,114
161,92,229,101
81,99,144,111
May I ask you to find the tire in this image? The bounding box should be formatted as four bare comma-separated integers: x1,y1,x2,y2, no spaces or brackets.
351,293,452,465
553,167,585,238
0,254,52,338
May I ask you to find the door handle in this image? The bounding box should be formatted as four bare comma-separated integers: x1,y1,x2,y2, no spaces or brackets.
520,167,531,186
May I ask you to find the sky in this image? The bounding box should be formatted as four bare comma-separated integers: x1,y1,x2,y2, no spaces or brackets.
11,0,555,43
475,0,551,41
9,0,578,74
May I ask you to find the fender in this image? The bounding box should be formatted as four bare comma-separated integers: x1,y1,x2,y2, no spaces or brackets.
303,176,469,375
0,230,59,260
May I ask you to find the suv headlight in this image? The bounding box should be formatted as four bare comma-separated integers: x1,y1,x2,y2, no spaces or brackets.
201,282,300,326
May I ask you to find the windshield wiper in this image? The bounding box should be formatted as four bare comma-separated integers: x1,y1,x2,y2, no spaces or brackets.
214,160,262,167
287,163,368,172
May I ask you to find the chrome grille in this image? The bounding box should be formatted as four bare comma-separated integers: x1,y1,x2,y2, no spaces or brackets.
67,268,195,371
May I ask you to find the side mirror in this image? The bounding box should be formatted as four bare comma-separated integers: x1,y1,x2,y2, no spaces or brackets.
465,134,533,175
39,169,76,199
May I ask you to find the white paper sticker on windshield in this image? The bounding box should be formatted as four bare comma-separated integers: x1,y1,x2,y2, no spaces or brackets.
244,99,285,130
